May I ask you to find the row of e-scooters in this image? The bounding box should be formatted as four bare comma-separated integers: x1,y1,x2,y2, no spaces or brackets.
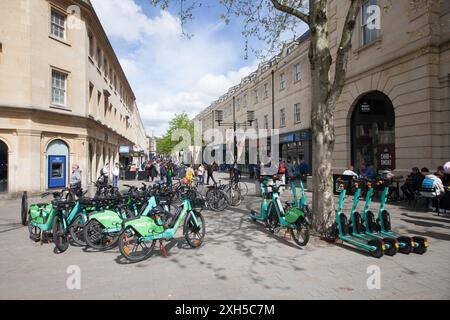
20,181,206,262
325,177,428,258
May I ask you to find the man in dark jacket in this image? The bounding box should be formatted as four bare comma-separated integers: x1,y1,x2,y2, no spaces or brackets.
206,163,216,185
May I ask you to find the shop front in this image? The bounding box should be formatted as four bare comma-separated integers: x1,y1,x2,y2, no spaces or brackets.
279,129,312,172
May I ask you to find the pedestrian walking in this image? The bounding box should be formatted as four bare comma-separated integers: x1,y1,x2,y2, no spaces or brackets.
150,162,158,182
186,164,195,186
145,161,152,182
167,161,174,187
206,163,216,185
160,162,167,184
71,164,82,189
99,163,109,185
197,164,205,185
112,163,120,189
286,159,295,186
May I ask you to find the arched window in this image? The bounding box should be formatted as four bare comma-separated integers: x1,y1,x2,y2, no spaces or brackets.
351,91,395,175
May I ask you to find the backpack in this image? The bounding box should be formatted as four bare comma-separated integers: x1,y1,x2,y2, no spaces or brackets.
422,177,440,196
278,163,286,174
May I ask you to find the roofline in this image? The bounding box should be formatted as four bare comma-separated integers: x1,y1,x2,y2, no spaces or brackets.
73,0,136,101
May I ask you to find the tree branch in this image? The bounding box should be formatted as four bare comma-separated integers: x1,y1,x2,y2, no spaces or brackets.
270,0,310,25
329,0,364,106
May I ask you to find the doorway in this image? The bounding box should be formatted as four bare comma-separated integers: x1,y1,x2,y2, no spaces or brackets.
0,140,8,193
351,91,395,174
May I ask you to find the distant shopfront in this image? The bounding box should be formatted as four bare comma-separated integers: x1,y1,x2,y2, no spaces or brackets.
279,129,312,171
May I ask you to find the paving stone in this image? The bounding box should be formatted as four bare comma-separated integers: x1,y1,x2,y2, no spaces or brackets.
1,173,449,299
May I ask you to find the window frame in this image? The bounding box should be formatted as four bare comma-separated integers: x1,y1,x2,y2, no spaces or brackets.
264,83,269,98
280,73,286,91
280,108,286,127
51,68,68,107
50,7,66,41
294,63,302,82
360,0,379,46
294,103,301,123
88,32,95,59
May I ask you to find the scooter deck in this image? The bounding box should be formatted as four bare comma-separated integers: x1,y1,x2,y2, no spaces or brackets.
352,232,380,242
339,235,380,252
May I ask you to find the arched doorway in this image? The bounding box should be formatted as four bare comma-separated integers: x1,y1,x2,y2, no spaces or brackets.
46,139,69,189
351,91,395,174
0,140,8,193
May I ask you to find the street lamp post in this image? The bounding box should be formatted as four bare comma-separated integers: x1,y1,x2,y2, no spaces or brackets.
215,96,254,164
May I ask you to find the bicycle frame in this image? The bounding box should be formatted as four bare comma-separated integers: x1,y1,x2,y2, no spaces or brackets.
88,196,160,234
267,191,297,229
291,180,307,210
123,199,200,241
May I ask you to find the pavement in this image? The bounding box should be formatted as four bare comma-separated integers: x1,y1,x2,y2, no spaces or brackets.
0,172,449,299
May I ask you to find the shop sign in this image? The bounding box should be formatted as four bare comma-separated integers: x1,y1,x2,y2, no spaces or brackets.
280,134,295,144
377,144,395,170
119,146,130,154
360,102,371,113
297,130,311,141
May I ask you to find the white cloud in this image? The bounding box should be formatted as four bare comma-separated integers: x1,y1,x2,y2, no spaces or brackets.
92,0,258,135
92,0,181,42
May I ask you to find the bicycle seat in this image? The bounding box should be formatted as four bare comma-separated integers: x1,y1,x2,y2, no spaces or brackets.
285,201,295,207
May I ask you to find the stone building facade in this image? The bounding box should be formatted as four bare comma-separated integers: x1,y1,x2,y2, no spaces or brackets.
194,0,450,176
0,0,148,195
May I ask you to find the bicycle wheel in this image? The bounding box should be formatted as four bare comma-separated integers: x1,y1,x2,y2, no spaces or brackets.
28,213,41,242
196,182,205,195
238,182,248,196
68,214,87,246
184,211,205,248
213,189,228,211
227,186,242,207
84,219,118,250
266,203,279,233
290,221,310,246
52,215,69,253
118,228,156,262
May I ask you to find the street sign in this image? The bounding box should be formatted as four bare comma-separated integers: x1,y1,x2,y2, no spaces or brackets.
119,146,130,154
377,144,395,170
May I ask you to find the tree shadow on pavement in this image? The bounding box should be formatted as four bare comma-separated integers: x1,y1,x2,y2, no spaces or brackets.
400,218,450,230
401,213,450,224
406,229,450,242
334,242,373,258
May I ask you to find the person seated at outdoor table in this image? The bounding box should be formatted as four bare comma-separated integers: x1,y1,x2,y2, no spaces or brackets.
400,167,423,200
378,167,402,201
359,164,375,180
435,165,445,181
420,167,445,212
343,165,359,177
443,161,450,186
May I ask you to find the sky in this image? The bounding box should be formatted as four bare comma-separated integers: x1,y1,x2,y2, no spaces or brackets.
91,0,308,137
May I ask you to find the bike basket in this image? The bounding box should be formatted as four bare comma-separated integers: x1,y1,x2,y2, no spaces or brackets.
285,208,304,224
